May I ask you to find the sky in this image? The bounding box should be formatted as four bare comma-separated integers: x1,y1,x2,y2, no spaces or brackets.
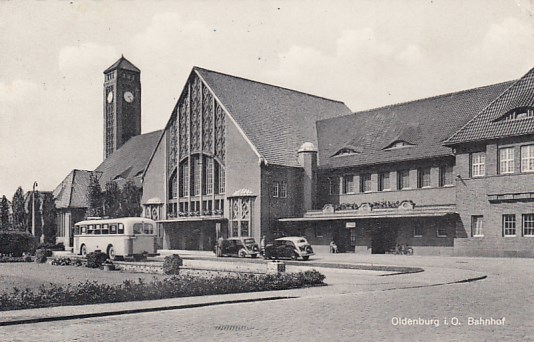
0,0,533,198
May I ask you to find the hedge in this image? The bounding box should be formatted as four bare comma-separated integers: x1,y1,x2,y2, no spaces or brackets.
0,270,326,311
0,231,35,257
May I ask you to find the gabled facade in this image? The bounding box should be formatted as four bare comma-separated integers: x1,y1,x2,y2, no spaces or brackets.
141,67,351,250
444,68,534,257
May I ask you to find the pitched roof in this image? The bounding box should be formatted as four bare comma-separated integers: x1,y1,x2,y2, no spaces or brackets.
317,81,514,169
95,130,162,188
194,67,352,167
445,68,534,145
52,169,93,209
103,56,140,74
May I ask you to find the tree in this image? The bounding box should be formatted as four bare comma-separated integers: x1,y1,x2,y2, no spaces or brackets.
0,195,10,230
41,193,57,244
103,180,121,218
86,172,103,218
120,179,142,217
12,187,25,231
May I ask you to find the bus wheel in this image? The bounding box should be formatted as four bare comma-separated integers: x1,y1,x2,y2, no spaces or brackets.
80,244,87,257
107,245,115,260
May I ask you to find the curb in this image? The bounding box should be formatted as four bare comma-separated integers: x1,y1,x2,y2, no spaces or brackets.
0,296,295,327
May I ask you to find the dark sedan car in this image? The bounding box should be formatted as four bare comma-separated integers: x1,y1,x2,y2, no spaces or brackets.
215,237,260,258
264,237,314,261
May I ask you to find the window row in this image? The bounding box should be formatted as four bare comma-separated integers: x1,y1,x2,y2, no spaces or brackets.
169,155,225,199
272,181,288,198
470,214,534,237
412,225,448,238
470,144,534,177
330,166,453,195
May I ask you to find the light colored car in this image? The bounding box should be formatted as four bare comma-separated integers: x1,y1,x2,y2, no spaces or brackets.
264,236,314,261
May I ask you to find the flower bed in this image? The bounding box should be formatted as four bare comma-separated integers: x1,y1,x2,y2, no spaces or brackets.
0,270,325,311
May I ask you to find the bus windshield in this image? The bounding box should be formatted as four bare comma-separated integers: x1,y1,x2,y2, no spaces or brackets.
133,222,154,235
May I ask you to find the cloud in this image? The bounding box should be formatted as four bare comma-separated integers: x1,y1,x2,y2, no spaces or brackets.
59,43,117,73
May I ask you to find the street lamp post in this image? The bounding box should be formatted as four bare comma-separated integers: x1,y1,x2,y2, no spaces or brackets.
32,181,38,238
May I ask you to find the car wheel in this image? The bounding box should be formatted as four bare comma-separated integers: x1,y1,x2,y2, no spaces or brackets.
80,244,87,257
107,245,115,260
238,249,247,258
302,256,309,261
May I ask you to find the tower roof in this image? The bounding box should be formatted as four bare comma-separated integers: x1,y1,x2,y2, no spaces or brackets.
103,55,140,74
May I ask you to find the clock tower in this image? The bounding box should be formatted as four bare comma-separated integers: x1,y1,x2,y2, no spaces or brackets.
103,55,142,159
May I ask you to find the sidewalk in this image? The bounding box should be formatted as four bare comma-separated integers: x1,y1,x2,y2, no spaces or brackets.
0,253,487,327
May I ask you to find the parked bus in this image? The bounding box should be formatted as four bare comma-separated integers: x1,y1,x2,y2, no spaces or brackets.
73,217,158,260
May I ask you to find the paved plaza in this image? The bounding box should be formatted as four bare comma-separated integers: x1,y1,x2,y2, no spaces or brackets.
1,253,533,341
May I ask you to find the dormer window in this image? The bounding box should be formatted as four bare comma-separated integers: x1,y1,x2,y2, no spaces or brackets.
384,140,414,150
332,147,359,157
495,107,534,122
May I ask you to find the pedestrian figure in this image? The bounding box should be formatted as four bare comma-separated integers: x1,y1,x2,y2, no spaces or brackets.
217,236,224,257
260,235,266,256
330,240,338,253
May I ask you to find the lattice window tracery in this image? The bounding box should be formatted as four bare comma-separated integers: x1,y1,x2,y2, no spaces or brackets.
190,77,202,152
215,103,225,163
168,115,177,174
229,197,253,237
178,90,189,158
202,86,214,154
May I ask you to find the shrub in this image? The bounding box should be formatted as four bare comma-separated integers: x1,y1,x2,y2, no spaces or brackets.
0,256,31,263
0,270,326,311
51,257,83,266
85,252,108,269
36,242,64,251
34,249,48,263
0,231,35,257
163,254,183,275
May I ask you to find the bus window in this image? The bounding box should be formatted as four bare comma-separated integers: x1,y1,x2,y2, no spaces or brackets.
95,224,101,235
81,225,86,234
102,224,109,234
110,224,117,234
87,225,94,234
144,223,154,234
133,223,143,234
118,223,124,234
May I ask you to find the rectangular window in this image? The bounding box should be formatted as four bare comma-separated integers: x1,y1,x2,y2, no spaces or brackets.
499,148,514,174
360,174,371,192
102,224,109,235
350,229,356,246
231,221,239,237
471,216,483,237
397,170,410,190
192,156,201,196
118,223,124,234
180,163,189,197
273,181,279,197
329,178,339,195
378,172,390,191
521,145,534,172
280,181,288,198
343,175,354,194
523,214,534,237
417,168,431,188
95,224,101,235
439,165,453,187
413,226,423,238
204,158,213,195
503,214,516,237
110,224,117,234
471,152,486,177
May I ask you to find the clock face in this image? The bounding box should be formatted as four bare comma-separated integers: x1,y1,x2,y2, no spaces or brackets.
107,91,113,103
124,91,134,103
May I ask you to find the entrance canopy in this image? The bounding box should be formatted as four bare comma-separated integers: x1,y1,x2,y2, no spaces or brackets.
279,203,456,222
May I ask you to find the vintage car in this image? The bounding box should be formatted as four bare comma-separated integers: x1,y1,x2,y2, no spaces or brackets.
264,236,314,261
215,237,260,258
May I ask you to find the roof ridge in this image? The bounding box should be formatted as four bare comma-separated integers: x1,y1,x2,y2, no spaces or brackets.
193,66,348,105
444,77,525,145
319,80,516,124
